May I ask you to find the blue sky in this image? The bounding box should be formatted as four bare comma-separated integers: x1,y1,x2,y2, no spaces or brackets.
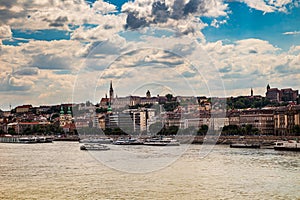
201,2,300,50
0,0,299,109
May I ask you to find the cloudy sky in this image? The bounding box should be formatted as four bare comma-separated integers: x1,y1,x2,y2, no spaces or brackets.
0,0,300,110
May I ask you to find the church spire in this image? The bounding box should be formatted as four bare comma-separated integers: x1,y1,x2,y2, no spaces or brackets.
109,80,114,104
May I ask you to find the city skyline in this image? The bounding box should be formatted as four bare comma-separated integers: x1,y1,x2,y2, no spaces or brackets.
1,0,300,110
2,82,299,112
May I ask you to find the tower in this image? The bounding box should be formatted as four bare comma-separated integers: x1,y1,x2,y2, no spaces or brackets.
146,90,151,98
109,81,114,103
251,88,253,97
267,84,270,91
60,106,72,127
66,107,72,122
59,106,65,127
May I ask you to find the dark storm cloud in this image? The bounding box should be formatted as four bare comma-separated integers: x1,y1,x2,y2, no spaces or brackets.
124,0,209,32
48,16,68,27
152,1,169,23
183,0,207,15
125,12,148,29
171,0,185,20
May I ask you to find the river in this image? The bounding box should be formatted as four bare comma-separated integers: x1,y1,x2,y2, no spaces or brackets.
0,142,299,199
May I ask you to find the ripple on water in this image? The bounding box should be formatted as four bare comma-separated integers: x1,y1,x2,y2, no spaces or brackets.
0,143,299,199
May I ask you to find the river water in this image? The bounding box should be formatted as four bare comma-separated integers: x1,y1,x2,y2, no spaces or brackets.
0,142,299,200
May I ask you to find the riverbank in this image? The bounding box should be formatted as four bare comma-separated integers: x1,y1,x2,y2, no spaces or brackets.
188,135,300,145
1,134,299,145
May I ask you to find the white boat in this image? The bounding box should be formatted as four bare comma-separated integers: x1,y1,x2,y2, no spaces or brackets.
36,136,54,143
79,138,113,144
143,137,180,146
80,144,110,151
113,138,144,145
274,140,300,151
18,137,38,143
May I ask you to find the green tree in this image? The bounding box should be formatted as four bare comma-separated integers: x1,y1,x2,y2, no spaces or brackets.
165,94,173,101
222,125,240,135
8,127,16,135
163,102,179,112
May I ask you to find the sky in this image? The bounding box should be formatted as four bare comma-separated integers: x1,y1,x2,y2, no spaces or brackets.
0,0,300,110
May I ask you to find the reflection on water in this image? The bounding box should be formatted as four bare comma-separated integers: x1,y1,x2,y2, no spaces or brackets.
0,142,299,199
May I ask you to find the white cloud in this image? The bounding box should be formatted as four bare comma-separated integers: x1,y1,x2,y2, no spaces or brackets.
121,0,228,38
211,19,227,28
0,0,118,30
71,14,126,41
241,0,276,13
202,38,300,95
283,31,300,35
240,0,295,13
0,25,12,39
92,0,117,14
0,73,34,92
288,45,300,54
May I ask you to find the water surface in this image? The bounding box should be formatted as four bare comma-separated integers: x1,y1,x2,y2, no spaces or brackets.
0,142,299,199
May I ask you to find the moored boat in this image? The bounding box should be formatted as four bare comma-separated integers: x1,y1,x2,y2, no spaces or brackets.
18,137,38,144
79,137,113,144
143,137,180,146
113,138,144,145
0,135,53,143
274,140,300,151
36,136,54,143
80,144,110,151
230,143,260,148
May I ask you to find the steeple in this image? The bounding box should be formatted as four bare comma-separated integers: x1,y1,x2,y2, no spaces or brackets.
60,106,64,114
109,80,114,100
267,84,270,90
251,88,253,97
67,106,72,115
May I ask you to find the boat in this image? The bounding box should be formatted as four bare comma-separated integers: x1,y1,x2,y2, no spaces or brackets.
80,144,110,151
143,137,180,146
113,138,144,145
0,135,53,144
79,137,113,144
274,140,300,151
18,137,38,144
36,136,54,143
230,143,260,149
